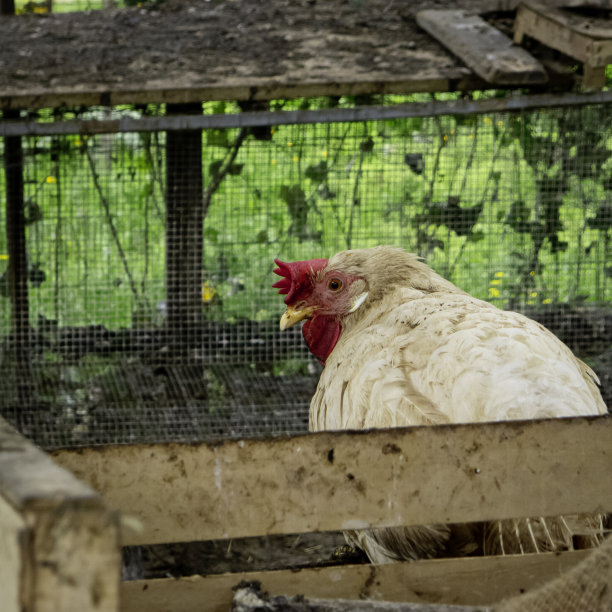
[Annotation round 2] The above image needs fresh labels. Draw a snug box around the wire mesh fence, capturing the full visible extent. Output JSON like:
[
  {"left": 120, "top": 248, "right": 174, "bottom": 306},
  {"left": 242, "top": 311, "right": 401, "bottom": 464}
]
[{"left": 1, "top": 99, "right": 611, "bottom": 448}]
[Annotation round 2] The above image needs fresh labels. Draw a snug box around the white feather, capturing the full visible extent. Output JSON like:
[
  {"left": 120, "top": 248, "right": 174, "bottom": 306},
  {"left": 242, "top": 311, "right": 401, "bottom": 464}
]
[{"left": 307, "top": 248, "right": 606, "bottom": 562}]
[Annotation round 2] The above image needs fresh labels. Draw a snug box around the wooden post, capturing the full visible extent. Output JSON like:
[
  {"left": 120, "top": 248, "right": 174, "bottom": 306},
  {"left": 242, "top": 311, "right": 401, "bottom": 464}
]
[
  {"left": 0, "top": 416, "right": 121, "bottom": 612},
  {"left": 0, "top": 0, "right": 15, "bottom": 14},
  {"left": 3, "top": 108, "right": 32, "bottom": 413},
  {"left": 165, "top": 103, "right": 204, "bottom": 361}
]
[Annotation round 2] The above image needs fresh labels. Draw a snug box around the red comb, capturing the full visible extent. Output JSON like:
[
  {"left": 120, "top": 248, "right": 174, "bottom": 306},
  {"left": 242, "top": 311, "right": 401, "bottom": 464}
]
[
  {"left": 273, "top": 257, "right": 328, "bottom": 305},
  {"left": 272, "top": 259, "right": 294, "bottom": 295}
]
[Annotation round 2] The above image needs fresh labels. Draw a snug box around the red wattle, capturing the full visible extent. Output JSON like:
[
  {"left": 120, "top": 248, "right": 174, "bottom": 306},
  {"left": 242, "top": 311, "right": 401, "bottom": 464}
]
[{"left": 302, "top": 315, "right": 341, "bottom": 365}]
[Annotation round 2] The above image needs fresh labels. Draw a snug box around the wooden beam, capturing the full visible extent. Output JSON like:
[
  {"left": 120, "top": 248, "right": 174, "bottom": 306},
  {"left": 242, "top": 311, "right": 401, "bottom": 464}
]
[
  {"left": 52, "top": 416, "right": 612, "bottom": 546},
  {"left": 0, "top": 75, "right": 484, "bottom": 112},
  {"left": 231, "top": 584, "right": 485, "bottom": 612},
  {"left": 0, "top": 416, "right": 121, "bottom": 612},
  {"left": 120, "top": 549, "right": 591, "bottom": 612},
  {"left": 0, "top": 498, "right": 27, "bottom": 612},
  {"left": 416, "top": 10, "right": 547, "bottom": 85},
  {"left": 3, "top": 109, "right": 31, "bottom": 413},
  {"left": 164, "top": 102, "right": 204, "bottom": 362},
  {"left": 514, "top": 1, "right": 612, "bottom": 88}
]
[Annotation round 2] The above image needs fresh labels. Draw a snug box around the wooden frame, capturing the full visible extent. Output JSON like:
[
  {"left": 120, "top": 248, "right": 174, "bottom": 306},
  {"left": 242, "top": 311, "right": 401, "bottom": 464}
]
[
  {"left": 1, "top": 414, "right": 609, "bottom": 610},
  {"left": 52, "top": 417, "right": 611, "bottom": 546},
  {"left": 514, "top": 1, "right": 612, "bottom": 88},
  {"left": 43, "top": 415, "right": 611, "bottom": 611},
  {"left": 416, "top": 9, "right": 547, "bottom": 85},
  {"left": 0, "top": 416, "right": 121, "bottom": 612}
]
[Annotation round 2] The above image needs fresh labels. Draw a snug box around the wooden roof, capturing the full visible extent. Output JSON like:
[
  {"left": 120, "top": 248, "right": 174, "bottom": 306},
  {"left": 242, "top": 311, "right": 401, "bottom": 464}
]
[{"left": 0, "top": 0, "right": 603, "bottom": 111}]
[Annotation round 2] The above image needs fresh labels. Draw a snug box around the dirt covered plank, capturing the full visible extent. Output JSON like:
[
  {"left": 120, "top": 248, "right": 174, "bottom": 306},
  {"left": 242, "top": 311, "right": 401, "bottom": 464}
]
[
  {"left": 0, "top": 0, "right": 537, "bottom": 110},
  {"left": 121, "top": 549, "right": 592, "bottom": 611},
  {"left": 53, "top": 416, "right": 612, "bottom": 546},
  {"left": 416, "top": 9, "right": 547, "bottom": 84}
]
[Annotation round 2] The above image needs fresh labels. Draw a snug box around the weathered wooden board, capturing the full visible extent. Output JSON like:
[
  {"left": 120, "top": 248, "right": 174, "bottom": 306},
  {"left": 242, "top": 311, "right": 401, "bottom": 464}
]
[
  {"left": 231, "top": 586, "right": 486, "bottom": 612},
  {"left": 514, "top": 0, "right": 612, "bottom": 88},
  {"left": 53, "top": 416, "right": 612, "bottom": 547},
  {"left": 0, "top": 416, "right": 121, "bottom": 612},
  {"left": 416, "top": 10, "right": 547, "bottom": 84},
  {"left": 0, "top": 498, "right": 27, "bottom": 612},
  {"left": 120, "top": 549, "right": 591, "bottom": 612},
  {"left": 0, "top": 0, "right": 584, "bottom": 111}
]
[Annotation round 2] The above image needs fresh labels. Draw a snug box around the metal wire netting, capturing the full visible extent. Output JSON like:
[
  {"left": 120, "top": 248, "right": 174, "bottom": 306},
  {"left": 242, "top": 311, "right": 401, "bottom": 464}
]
[{"left": 1, "top": 102, "right": 611, "bottom": 448}]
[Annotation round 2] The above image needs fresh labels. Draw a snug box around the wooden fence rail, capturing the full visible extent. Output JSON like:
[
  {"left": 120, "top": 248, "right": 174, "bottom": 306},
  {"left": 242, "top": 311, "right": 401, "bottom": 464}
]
[
  {"left": 53, "top": 416, "right": 612, "bottom": 546},
  {"left": 0, "top": 416, "right": 120, "bottom": 612},
  {"left": 1, "top": 414, "right": 610, "bottom": 611}
]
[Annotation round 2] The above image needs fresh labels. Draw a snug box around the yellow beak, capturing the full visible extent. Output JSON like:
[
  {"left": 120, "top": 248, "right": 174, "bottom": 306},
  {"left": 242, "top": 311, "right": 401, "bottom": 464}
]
[{"left": 279, "top": 305, "right": 315, "bottom": 330}]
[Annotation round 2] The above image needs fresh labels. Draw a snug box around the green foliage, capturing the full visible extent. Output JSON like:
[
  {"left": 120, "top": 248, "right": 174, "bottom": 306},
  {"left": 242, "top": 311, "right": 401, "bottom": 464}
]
[{"left": 1, "top": 99, "right": 611, "bottom": 336}]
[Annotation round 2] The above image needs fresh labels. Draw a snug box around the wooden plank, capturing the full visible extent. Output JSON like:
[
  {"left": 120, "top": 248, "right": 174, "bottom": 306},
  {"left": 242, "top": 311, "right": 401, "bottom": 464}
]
[
  {"left": 514, "top": 1, "right": 612, "bottom": 88},
  {"left": 0, "top": 0, "right": 541, "bottom": 112},
  {"left": 0, "top": 499, "right": 28, "bottom": 612},
  {"left": 0, "top": 72, "right": 491, "bottom": 112},
  {"left": 232, "top": 584, "right": 486, "bottom": 612},
  {"left": 53, "top": 416, "right": 612, "bottom": 547},
  {"left": 120, "top": 549, "right": 591, "bottom": 612},
  {"left": 416, "top": 10, "right": 547, "bottom": 85},
  {"left": 0, "top": 416, "right": 121, "bottom": 612}
]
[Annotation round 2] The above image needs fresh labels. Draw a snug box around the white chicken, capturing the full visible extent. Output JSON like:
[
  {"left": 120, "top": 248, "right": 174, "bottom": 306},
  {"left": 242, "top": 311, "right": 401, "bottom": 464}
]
[{"left": 274, "top": 246, "right": 607, "bottom": 563}]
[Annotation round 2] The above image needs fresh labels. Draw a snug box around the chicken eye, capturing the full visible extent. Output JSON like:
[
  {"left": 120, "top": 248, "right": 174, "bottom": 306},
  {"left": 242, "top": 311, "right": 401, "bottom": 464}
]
[{"left": 328, "top": 278, "right": 343, "bottom": 292}]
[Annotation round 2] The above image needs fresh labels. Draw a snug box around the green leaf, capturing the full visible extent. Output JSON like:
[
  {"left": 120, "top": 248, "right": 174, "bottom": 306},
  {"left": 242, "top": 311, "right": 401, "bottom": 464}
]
[
  {"left": 208, "top": 160, "right": 223, "bottom": 177},
  {"left": 587, "top": 203, "right": 612, "bottom": 232},
  {"left": 360, "top": 137, "right": 374, "bottom": 153},
  {"left": 206, "top": 130, "right": 229, "bottom": 148},
  {"left": 227, "top": 163, "right": 244, "bottom": 176},
  {"left": 305, "top": 161, "right": 328, "bottom": 183},
  {"left": 204, "top": 228, "right": 219, "bottom": 243},
  {"left": 467, "top": 230, "right": 485, "bottom": 243}
]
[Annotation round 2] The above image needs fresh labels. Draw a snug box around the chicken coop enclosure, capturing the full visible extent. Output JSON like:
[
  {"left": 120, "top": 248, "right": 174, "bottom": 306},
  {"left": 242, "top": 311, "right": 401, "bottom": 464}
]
[
  {"left": 2, "top": 1, "right": 612, "bottom": 610},
  {"left": 1, "top": 95, "right": 612, "bottom": 449}
]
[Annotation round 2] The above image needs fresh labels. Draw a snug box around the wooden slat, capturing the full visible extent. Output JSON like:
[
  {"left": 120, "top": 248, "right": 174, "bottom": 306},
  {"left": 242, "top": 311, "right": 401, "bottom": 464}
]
[
  {"left": 120, "top": 549, "right": 592, "bottom": 612},
  {"left": 0, "top": 416, "right": 121, "bottom": 612},
  {"left": 514, "top": 0, "right": 612, "bottom": 88},
  {"left": 53, "top": 416, "right": 612, "bottom": 547},
  {"left": 0, "top": 72, "right": 492, "bottom": 112},
  {"left": 0, "top": 499, "right": 27, "bottom": 612},
  {"left": 416, "top": 10, "right": 547, "bottom": 85}
]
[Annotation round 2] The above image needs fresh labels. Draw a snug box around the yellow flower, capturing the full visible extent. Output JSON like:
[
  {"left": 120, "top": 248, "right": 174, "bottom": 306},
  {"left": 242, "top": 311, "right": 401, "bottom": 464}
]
[
  {"left": 488, "top": 287, "right": 500, "bottom": 298},
  {"left": 490, "top": 279, "right": 502, "bottom": 286},
  {"left": 0, "top": 254, "right": 8, "bottom": 261},
  {"left": 483, "top": 117, "right": 491, "bottom": 124},
  {"left": 46, "top": 176, "right": 57, "bottom": 184},
  {"left": 202, "top": 282, "right": 217, "bottom": 304},
  {"left": 494, "top": 271, "right": 504, "bottom": 278},
  {"left": 271, "top": 159, "right": 277, "bottom": 166},
  {"left": 322, "top": 150, "right": 329, "bottom": 158},
  {"left": 287, "top": 142, "right": 293, "bottom": 147},
  {"left": 543, "top": 298, "right": 552, "bottom": 305},
  {"left": 292, "top": 155, "right": 299, "bottom": 162},
  {"left": 529, "top": 270, "right": 535, "bottom": 276},
  {"left": 530, "top": 292, "right": 538, "bottom": 298}
]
